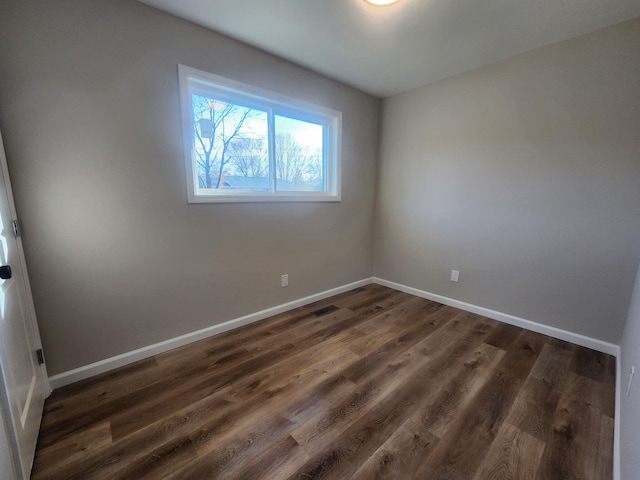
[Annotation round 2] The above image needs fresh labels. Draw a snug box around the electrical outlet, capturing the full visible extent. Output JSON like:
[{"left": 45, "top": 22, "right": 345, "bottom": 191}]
[
  {"left": 281, "top": 274, "right": 289, "bottom": 288},
  {"left": 450, "top": 270, "right": 460, "bottom": 283}
]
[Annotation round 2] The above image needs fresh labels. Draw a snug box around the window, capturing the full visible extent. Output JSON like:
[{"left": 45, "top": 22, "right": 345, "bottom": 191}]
[{"left": 178, "top": 65, "right": 342, "bottom": 203}]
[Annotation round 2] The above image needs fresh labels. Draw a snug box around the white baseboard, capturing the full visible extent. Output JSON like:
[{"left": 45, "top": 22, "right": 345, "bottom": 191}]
[
  {"left": 48, "top": 278, "right": 373, "bottom": 389},
  {"left": 373, "top": 277, "right": 619, "bottom": 356},
  {"left": 50, "top": 275, "right": 619, "bottom": 382}
]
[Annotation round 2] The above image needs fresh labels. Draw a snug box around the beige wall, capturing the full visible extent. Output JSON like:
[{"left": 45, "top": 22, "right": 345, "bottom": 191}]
[
  {"left": 0, "top": 0, "right": 379, "bottom": 375},
  {"left": 1, "top": 0, "right": 639, "bottom": 377},
  {"left": 375, "top": 17, "right": 640, "bottom": 343}
]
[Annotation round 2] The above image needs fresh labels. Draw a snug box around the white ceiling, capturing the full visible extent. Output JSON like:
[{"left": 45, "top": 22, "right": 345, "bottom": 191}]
[{"left": 139, "top": 0, "right": 640, "bottom": 98}]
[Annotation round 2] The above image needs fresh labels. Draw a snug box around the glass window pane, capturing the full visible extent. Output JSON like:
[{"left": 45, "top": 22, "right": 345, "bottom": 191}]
[
  {"left": 180, "top": 65, "right": 341, "bottom": 202},
  {"left": 192, "top": 94, "right": 269, "bottom": 191},
  {"left": 274, "top": 115, "right": 324, "bottom": 192}
]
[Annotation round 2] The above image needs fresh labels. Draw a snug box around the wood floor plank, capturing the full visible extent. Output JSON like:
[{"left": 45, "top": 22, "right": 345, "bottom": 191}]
[
  {"left": 413, "top": 370, "right": 524, "bottom": 480},
  {"left": 493, "top": 329, "right": 547, "bottom": 380},
  {"left": 472, "top": 422, "right": 545, "bottom": 480},
  {"left": 505, "top": 377, "right": 560, "bottom": 442},
  {"left": 33, "top": 390, "right": 238, "bottom": 480},
  {"left": 573, "top": 346, "right": 608, "bottom": 383},
  {"left": 596, "top": 414, "right": 615, "bottom": 480},
  {"left": 287, "top": 375, "right": 434, "bottom": 480},
  {"left": 538, "top": 398, "right": 603, "bottom": 479},
  {"left": 289, "top": 312, "right": 488, "bottom": 455},
  {"left": 537, "top": 343, "right": 612, "bottom": 480},
  {"left": 602, "top": 353, "right": 617, "bottom": 418},
  {"left": 484, "top": 322, "right": 524, "bottom": 350},
  {"left": 109, "top": 434, "right": 198, "bottom": 480},
  {"left": 224, "top": 434, "right": 310, "bottom": 480},
  {"left": 287, "top": 316, "right": 498, "bottom": 479},
  {"left": 348, "top": 418, "right": 439, "bottom": 480},
  {"left": 417, "top": 343, "right": 505, "bottom": 439},
  {"left": 156, "top": 351, "right": 362, "bottom": 478},
  {"left": 40, "top": 357, "right": 161, "bottom": 433},
  {"left": 162, "top": 382, "right": 334, "bottom": 480},
  {"left": 30, "top": 421, "right": 112, "bottom": 479},
  {"left": 563, "top": 372, "right": 608, "bottom": 412},
  {"left": 31, "top": 285, "right": 616, "bottom": 480},
  {"left": 331, "top": 284, "right": 398, "bottom": 310},
  {"left": 175, "top": 413, "right": 297, "bottom": 479},
  {"left": 109, "top": 296, "right": 393, "bottom": 441},
  {"left": 530, "top": 341, "right": 574, "bottom": 392},
  {"left": 44, "top": 357, "right": 159, "bottom": 407},
  {"left": 347, "top": 339, "right": 504, "bottom": 479},
  {"left": 243, "top": 307, "right": 355, "bottom": 353},
  {"left": 342, "top": 304, "right": 461, "bottom": 384},
  {"left": 228, "top": 345, "right": 361, "bottom": 404}
]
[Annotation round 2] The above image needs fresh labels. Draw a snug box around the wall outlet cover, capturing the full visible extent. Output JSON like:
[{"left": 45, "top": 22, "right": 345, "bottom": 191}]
[{"left": 450, "top": 270, "right": 460, "bottom": 283}]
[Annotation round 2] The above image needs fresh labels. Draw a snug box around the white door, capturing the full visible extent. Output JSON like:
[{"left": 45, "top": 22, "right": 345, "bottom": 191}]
[{"left": 0, "top": 129, "right": 49, "bottom": 480}]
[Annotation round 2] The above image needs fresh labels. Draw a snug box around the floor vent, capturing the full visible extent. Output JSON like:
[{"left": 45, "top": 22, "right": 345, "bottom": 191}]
[{"left": 313, "top": 305, "right": 340, "bottom": 317}]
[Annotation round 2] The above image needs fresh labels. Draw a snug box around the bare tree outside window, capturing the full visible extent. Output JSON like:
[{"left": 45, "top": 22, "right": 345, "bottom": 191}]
[
  {"left": 229, "top": 137, "right": 269, "bottom": 178},
  {"left": 275, "top": 116, "right": 324, "bottom": 191},
  {"left": 191, "top": 94, "right": 265, "bottom": 189},
  {"left": 275, "top": 133, "right": 306, "bottom": 185}
]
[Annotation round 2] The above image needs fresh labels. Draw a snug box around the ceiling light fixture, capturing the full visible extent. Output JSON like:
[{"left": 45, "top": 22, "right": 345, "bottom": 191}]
[{"left": 365, "top": 0, "right": 400, "bottom": 6}]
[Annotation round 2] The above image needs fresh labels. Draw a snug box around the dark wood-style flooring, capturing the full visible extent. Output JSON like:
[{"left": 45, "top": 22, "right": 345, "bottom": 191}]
[{"left": 32, "top": 284, "right": 616, "bottom": 479}]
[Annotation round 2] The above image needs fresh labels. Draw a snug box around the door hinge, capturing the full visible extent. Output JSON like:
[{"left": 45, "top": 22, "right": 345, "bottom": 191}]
[
  {"left": 11, "top": 219, "right": 20, "bottom": 238},
  {"left": 36, "top": 349, "right": 45, "bottom": 365}
]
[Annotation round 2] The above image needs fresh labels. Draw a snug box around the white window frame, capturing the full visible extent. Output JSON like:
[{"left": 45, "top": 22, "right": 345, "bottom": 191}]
[{"left": 178, "top": 65, "right": 342, "bottom": 203}]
